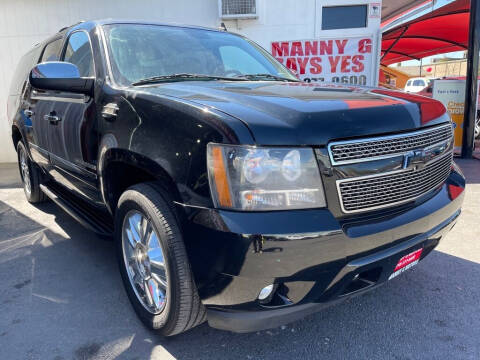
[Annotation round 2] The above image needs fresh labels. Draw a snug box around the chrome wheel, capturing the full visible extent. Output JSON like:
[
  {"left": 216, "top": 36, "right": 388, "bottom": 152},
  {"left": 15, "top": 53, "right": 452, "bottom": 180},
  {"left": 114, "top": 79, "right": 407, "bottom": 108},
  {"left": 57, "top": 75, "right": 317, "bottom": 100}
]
[
  {"left": 122, "top": 210, "right": 167, "bottom": 314},
  {"left": 19, "top": 148, "right": 31, "bottom": 195}
]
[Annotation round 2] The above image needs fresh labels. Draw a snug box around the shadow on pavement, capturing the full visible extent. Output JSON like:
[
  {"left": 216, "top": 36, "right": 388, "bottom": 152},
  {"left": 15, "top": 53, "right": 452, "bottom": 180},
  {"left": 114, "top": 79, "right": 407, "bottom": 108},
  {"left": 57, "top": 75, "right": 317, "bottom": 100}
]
[{"left": 0, "top": 196, "right": 479, "bottom": 360}]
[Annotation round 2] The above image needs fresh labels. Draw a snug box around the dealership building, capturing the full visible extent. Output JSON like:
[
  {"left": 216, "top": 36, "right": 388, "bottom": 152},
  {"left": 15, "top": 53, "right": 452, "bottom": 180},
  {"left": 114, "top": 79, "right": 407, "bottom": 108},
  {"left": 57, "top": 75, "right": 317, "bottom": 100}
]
[
  {"left": 1, "top": 0, "right": 478, "bottom": 162},
  {"left": 0, "top": 0, "right": 386, "bottom": 163}
]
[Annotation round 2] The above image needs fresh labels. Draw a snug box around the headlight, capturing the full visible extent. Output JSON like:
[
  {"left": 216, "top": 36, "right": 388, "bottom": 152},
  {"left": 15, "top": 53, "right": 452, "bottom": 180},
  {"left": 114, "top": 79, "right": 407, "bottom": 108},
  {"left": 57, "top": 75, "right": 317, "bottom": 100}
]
[{"left": 207, "top": 144, "right": 326, "bottom": 211}]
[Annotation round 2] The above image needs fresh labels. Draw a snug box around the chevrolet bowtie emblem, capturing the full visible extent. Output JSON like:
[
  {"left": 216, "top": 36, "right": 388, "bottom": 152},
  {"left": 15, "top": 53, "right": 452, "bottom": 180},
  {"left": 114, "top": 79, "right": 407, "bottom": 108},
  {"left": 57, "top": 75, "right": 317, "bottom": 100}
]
[
  {"left": 403, "top": 141, "right": 450, "bottom": 171},
  {"left": 403, "top": 150, "right": 425, "bottom": 171}
]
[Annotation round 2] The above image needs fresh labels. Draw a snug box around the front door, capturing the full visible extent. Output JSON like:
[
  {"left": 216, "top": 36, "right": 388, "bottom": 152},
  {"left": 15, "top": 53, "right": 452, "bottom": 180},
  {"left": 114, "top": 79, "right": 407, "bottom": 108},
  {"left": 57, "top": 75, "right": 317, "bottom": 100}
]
[
  {"left": 45, "top": 31, "right": 103, "bottom": 206},
  {"left": 25, "top": 38, "right": 63, "bottom": 170}
]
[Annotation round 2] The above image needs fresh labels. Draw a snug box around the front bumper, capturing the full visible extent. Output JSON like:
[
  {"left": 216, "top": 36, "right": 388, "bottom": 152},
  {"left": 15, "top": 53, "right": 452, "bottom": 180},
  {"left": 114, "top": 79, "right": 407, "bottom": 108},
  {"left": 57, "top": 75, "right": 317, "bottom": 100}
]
[
  {"left": 182, "top": 170, "right": 465, "bottom": 332},
  {"left": 206, "top": 209, "right": 458, "bottom": 332}
]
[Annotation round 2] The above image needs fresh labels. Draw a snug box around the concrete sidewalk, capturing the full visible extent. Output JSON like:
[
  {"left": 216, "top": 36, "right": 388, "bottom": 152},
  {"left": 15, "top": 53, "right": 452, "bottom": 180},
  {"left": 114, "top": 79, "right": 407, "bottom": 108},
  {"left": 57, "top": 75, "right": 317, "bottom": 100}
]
[
  {"left": 0, "top": 163, "right": 21, "bottom": 189},
  {"left": 0, "top": 160, "right": 479, "bottom": 360}
]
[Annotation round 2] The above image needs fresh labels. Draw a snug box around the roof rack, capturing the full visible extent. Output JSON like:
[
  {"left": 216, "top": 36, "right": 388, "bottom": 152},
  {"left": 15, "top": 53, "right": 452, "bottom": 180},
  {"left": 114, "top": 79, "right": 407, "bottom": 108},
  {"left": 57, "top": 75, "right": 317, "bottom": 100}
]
[{"left": 58, "top": 20, "right": 85, "bottom": 33}]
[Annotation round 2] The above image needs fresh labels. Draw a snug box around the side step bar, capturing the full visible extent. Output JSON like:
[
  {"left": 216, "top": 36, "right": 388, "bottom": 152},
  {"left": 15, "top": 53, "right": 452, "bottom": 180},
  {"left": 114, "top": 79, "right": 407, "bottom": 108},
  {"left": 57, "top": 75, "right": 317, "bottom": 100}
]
[{"left": 40, "top": 183, "right": 113, "bottom": 237}]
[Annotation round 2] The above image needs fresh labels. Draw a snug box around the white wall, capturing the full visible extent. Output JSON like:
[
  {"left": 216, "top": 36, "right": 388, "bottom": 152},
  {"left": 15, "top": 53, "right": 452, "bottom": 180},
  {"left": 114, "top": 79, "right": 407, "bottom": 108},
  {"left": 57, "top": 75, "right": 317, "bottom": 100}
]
[
  {"left": 223, "top": 0, "right": 380, "bottom": 50},
  {"left": 0, "top": 0, "right": 380, "bottom": 162},
  {"left": 224, "top": 0, "right": 381, "bottom": 85},
  {"left": 0, "top": 0, "right": 219, "bottom": 162}
]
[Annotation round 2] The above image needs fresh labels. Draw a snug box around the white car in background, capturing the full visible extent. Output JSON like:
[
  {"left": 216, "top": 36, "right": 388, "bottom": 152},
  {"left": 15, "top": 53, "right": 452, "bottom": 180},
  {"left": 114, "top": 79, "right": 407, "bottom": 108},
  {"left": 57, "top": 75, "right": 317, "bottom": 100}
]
[{"left": 404, "top": 77, "right": 431, "bottom": 93}]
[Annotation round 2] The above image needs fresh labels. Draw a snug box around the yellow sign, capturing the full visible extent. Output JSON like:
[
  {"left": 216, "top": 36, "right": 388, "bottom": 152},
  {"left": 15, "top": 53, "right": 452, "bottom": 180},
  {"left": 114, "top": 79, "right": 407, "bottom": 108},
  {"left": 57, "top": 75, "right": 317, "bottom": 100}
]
[
  {"left": 432, "top": 80, "right": 465, "bottom": 153},
  {"left": 447, "top": 100, "right": 465, "bottom": 149}
]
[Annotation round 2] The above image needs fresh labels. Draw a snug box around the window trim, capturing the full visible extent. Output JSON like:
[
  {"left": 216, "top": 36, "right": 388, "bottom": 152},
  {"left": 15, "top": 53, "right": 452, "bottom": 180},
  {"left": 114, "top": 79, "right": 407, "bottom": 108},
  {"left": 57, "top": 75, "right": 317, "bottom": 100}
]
[
  {"left": 60, "top": 29, "right": 97, "bottom": 78},
  {"left": 39, "top": 37, "right": 63, "bottom": 63},
  {"left": 321, "top": 5, "right": 368, "bottom": 31},
  {"left": 97, "top": 25, "right": 118, "bottom": 88}
]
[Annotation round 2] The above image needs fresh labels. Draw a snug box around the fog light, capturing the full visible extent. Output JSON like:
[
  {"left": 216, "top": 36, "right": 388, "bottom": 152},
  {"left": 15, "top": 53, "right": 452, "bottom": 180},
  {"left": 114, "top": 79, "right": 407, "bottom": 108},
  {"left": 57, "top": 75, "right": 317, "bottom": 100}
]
[{"left": 258, "top": 284, "right": 275, "bottom": 301}]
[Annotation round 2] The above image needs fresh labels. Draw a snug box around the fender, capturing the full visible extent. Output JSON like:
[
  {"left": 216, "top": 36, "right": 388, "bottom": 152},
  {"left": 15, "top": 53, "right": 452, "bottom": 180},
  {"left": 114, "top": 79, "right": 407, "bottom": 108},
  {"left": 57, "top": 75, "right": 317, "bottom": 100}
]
[
  {"left": 98, "top": 146, "right": 182, "bottom": 215},
  {"left": 12, "top": 119, "right": 35, "bottom": 163}
]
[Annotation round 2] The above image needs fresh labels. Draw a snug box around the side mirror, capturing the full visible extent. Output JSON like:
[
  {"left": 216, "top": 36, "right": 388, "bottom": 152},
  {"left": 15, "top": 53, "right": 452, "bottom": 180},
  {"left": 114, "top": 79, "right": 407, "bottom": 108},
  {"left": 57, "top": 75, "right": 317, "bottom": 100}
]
[{"left": 29, "top": 62, "right": 94, "bottom": 95}]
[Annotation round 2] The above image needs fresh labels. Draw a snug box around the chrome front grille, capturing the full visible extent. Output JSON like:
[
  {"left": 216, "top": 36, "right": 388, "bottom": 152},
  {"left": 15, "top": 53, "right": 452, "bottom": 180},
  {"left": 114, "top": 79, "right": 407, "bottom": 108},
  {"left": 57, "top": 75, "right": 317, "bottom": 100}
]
[
  {"left": 329, "top": 123, "right": 453, "bottom": 165},
  {"left": 328, "top": 123, "right": 455, "bottom": 214},
  {"left": 337, "top": 152, "right": 453, "bottom": 213}
]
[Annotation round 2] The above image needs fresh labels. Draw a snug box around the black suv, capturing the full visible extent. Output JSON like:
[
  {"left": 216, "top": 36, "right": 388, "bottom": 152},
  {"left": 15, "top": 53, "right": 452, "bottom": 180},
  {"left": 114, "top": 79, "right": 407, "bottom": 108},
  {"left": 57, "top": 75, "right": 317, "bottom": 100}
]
[{"left": 8, "top": 20, "right": 465, "bottom": 336}]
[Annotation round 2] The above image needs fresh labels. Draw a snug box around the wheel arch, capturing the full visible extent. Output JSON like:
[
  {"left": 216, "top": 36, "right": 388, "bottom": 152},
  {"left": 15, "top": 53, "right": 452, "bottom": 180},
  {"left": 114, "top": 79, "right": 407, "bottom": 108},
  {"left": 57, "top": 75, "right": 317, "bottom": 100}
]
[
  {"left": 99, "top": 148, "right": 183, "bottom": 216},
  {"left": 11, "top": 124, "right": 23, "bottom": 151}
]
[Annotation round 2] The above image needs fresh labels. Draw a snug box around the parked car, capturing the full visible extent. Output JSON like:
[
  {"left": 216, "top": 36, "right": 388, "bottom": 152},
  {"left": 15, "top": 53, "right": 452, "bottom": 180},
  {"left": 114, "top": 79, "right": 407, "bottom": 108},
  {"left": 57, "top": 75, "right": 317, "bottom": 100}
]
[
  {"left": 404, "top": 77, "right": 431, "bottom": 93},
  {"left": 417, "top": 77, "right": 480, "bottom": 138},
  {"left": 8, "top": 20, "right": 465, "bottom": 336}
]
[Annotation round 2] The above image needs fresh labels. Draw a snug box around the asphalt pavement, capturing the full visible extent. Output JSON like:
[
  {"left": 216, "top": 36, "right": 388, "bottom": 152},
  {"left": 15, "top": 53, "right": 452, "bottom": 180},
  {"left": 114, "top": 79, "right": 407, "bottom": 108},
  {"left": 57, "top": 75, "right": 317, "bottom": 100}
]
[{"left": 0, "top": 160, "right": 479, "bottom": 360}]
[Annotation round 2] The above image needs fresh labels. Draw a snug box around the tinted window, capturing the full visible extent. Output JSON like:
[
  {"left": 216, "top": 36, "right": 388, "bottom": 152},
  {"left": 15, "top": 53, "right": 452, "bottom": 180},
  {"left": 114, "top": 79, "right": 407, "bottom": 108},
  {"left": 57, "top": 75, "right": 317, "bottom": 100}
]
[
  {"left": 219, "top": 46, "right": 268, "bottom": 74},
  {"left": 406, "top": 80, "right": 412, "bottom": 86},
  {"left": 9, "top": 46, "right": 42, "bottom": 95},
  {"left": 104, "top": 24, "right": 296, "bottom": 85},
  {"left": 41, "top": 39, "right": 63, "bottom": 62},
  {"left": 322, "top": 5, "right": 367, "bottom": 30},
  {"left": 413, "top": 80, "right": 425, "bottom": 86},
  {"left": 63, "top": 32, "right": 94, "bottom": 77}
]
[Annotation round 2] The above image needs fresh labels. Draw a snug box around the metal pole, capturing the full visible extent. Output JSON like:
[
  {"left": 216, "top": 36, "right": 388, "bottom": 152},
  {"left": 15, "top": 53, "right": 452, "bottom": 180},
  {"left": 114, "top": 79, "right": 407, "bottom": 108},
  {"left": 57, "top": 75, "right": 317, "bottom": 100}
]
[{"left": 461, "top": 0, "right": 480, "bottom": 158}]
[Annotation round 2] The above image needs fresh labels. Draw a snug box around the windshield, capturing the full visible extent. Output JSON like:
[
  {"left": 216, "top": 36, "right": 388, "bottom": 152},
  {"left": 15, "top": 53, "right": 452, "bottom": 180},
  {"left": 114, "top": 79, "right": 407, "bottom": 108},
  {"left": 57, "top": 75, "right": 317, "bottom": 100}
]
[
  {"left": 412, "top": 80, "right": 425, "bottom": 87},
  {"left": 103, "top": 24, "right": 297, "bottom": 86}
]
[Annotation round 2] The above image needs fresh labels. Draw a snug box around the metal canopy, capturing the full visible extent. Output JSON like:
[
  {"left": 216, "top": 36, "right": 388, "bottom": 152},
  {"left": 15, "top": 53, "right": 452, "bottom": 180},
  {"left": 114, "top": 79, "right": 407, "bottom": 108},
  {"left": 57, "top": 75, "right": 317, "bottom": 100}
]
[
  {"left": 381, "top": 0, "right": 478, "bottom": 158},
  {"left": 381, "top": 0, "right": 470, "bottom": 65}
]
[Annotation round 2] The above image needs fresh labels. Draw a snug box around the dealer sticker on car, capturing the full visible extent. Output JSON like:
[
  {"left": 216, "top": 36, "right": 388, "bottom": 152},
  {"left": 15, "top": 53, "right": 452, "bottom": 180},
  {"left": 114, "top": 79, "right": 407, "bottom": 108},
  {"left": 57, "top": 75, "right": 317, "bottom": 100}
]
[{"left": 388, "top": 249, "right": 423, "bottom": 280}]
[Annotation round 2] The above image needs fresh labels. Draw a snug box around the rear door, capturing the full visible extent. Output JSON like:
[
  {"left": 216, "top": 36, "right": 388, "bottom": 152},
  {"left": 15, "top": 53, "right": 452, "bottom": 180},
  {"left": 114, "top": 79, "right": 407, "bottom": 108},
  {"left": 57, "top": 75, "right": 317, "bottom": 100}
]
[
  {"left": 45, "top": 30, "right": 102, "bottom": 205},
  {"left": 26, "top": 38, "right": 63, "bottom": 169}
]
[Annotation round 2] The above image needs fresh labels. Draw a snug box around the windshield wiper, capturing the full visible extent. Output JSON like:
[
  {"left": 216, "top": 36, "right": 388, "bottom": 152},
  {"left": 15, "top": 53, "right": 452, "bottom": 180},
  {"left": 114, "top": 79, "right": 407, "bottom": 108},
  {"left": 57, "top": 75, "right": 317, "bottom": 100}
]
[
  {"left": 235, "top": 73, "right": 301, "bottom": 82},
  {"left": 132, "top": 73, "right": 248, "bottom": 86}
]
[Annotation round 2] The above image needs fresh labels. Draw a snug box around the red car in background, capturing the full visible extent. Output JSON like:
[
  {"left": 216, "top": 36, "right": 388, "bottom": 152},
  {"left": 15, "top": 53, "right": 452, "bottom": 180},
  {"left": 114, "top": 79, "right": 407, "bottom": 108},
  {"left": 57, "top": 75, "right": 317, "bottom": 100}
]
[{"left": 417, "top": 77, "right": 480, "bottom": 138}]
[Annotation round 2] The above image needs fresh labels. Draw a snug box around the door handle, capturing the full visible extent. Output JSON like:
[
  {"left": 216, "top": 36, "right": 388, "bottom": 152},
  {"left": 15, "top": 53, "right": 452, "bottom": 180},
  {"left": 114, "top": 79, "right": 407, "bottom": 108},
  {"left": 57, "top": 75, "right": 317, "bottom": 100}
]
[
  {"left": 24, "top": 109, "right": 34, "bottom": 117},
  {"left": 44, "top": 114, "right": 61, "bottom": 124}
]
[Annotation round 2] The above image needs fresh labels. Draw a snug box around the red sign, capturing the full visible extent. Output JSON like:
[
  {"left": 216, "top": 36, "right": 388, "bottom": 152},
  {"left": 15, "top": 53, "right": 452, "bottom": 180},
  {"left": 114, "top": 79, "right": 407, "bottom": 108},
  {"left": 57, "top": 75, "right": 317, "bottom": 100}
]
[
  {"left": 394, "top": 249, "right": 423, "bottom": 271},
  {"left": 389, "top": 248, "right": 423, "bottom": 280},
  {"left": 271, "top": 36, "right": 374, "bottom": 86}
]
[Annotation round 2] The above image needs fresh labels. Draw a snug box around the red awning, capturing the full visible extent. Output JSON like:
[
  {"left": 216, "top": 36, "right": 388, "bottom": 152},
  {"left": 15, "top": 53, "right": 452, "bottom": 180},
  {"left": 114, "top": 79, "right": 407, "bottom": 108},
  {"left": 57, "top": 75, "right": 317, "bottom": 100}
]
[{"left": 381, "top": 0, "right": 470, "bottom": 66}]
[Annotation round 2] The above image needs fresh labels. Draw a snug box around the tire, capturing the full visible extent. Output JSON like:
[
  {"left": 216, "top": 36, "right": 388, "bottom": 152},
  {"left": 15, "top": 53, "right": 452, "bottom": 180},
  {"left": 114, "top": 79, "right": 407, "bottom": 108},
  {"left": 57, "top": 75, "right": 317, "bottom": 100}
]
[
  {"left": 115, "top": 182, "right": 206, "bottom": 336},
  {"left": 475, "top": 114, "right": 480, "bottom": 139},
  {"left": 16, "top": 141, "right": 47, "bottom": 203}
]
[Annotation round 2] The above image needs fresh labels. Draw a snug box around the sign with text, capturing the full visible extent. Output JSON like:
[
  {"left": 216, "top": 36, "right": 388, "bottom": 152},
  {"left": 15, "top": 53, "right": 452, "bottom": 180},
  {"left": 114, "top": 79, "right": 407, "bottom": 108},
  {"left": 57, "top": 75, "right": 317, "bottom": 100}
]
[
  {"left": 271, "top": 36, "right": 374, "bottom": 86},
  {"left": 433, "top": 79, "right": 480, "bottom": 153}
]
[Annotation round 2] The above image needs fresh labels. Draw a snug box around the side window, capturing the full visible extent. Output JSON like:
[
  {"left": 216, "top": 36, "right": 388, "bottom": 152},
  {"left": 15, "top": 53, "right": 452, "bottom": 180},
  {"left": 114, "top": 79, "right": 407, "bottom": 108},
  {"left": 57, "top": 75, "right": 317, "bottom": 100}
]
[
  {"left": 413, "top": 80, "right": 424, "bottom": 86},
  {"left": 63, "top": 32, "right": 94, "bottom": 77},
  {"left": 9, "top": 46, "right": 42, "bottom": 96},
  {"left": 406, "top": 80, "right": 412, "bottom": 86},
  {"left": 219, "top": 46, "right": 268, "bottom": 75},
  {"left": 40, "top": 39, "right": 63, "bottom": 62}
]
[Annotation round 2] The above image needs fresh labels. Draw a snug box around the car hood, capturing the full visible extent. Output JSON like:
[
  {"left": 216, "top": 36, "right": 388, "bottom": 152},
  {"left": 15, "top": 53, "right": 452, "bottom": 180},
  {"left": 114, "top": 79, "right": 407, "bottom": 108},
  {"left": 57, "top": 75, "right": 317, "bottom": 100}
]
[{"left": 135, "top": 81, "right": 449, "bottom": 145}]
